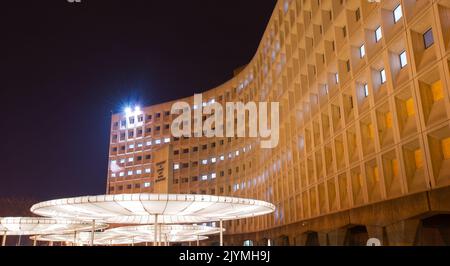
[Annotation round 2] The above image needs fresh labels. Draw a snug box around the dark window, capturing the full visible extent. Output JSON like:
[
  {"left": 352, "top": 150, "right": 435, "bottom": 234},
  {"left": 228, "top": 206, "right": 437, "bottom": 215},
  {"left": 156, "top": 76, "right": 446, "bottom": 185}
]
[
  {"left": 355, "top": 8, "right": 360, "bottom": 21},
  {"left": 423, "top": 28, "right": 434, "bottom": 49},
  {"left": 137, "top": 156, "right": 142, "bottom": 161},
  {"left": 145, "top": 155, "right": 151, "bottom": 160},
  {"left": 346, "top": 60, "right": 351, "bottom": 72},
  {"left": 127, "top": 184, "right": 132, "bottom": 189}
]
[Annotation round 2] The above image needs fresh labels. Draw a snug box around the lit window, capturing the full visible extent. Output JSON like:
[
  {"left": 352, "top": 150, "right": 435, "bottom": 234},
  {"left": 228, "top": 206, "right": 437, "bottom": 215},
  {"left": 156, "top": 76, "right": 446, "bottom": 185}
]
[
  {"left": 137, "top": 143, "right": 143, "bottom": 148},
  {"left": 128, "top": 144, "right": 135, "bottom": 149},
  {"left": 220, "top": 155, "right": 225, "bottom": 161},
  {"left": 119, "top": 172, "right": 125, "bottom": 177},
  {"left": 120, "top": 159, "right": 126, "bottom": 164},
  {"left": 128, "top": 157, "right": 134, "bottom": 162},
  {"left": 359, "top": 44, "right": 366, "bottom": 58},
  {"left": 111, "top": 160, "right": 117, "bottom": 164},
  {"left": 380, "top": 69, "right": 387, "bottom": 84},
  {"left": 211, "top": 173, "right": 217, "bottom": 179},
  {"left": 155, "top": 139, "right": 161, "bottom": 144},
  {"left": 364, "top": 84, "right": 369, "bottom": 97},
  {"left": 211, "top": 157, "right": 217, "bottom": 163},
  {"left": 111, "top": 173, "right": 116, "bottom": 178},
  {"left": 136, "top": 169, "right": 142, "bottom": 175},
  {"left": 202, "top": 102, "right": 207, "bottom": 107},
  {"left": 146, "top": 141, "right": 152, "bottom": 146},
  {"left": 228, "top": 153, "right": 233, "bottom": 159},
  {"left": 164, "top": 137, "right": 171, "bottom": 143},
  {"left": 202, "top": 175, "right": 208, "bottom": 181},
  {"left": 375, "top": 26, "right": 382, "bottom": 42},
  {"left": 393, "top": 5, "right": 402, "bottom": 23},
  {"left": 324, "top": 84, "right": 329, "bottom": 95},
  {"left": 174, "top": 164, "right": 180, "bottom": 170},
  {"left": 145, "top": 168, "right": 151, "bottom": 174},
  {"left": 193, "top": 105, "right": 198, "bottom": 110},
  {"left": 128, "top": 171, "right": 133, "bottom": 176},
  {"left": 335, "top": 73, "right": 339, "bottom": 84},
  {"left": 399, "top": 51, "right": 407, "bottom": 68},
  {"left": 423, "top": 28, "right": 434, "bottom": 49},
  {"left": 144, "top": 182, "right": 151, "bottom": 188},
  {"left": 202, "top": 159, "right": 208, "bottom": 165}
]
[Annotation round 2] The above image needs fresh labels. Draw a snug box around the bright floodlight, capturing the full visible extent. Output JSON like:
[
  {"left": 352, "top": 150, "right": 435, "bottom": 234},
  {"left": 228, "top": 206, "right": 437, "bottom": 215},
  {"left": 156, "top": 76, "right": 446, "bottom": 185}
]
[
  {"left": 134, "top": 106, "right": 141, "bottom": 112},
  {"left": 30, "top": 193, "right": 276, "bottom": 224},
  {"left": 124, "top": 107, "right": 132, "bottom": 115}
]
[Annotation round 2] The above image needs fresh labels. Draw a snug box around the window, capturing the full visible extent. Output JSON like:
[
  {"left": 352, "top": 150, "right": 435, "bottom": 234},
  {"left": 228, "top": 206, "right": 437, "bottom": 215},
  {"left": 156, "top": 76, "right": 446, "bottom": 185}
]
[
  {"left": 335, "top": 73, "right": 339, "bottom": 84},
  {"left": 355, "top": 8, "right": 360, "bottom": 21},
  {"left": 128, "top": 171, "right": 133, "bottom": 176},
  {"left": 380, "top": 69, "right": 387, "bottom": 84},
  {"left": 220, "top": 155, "right": 225, "bottom": 161},
  {"left": 111, "top": 173, "right": 116, "bottom": 178},
  {"left": 211, "top": 173, "right": 217, "bottom": 179},
  {"left": 346, "top": 60, "right": 351, "bottom": 72},
  {"left": 211, "top": 157, "right": 217, "bottom": 163},
  {"left": 174, "top": 164, "right": 180, "bottom": 170},
  {"left": 164, "top": 137, "right": 171, "bottom": 143},
  {"left": 138, "top": 116, "right": 143, "bottom": 122},
  {"left": 375, "top": 26, "right": 382, "bottom": 42},
  {"left": 423, "top": 28, "right": 434, "bottom": 49},
  {"left": 119, "top": 172, "right": 125, "bottom": 177},
  {"left": 137, "top": 143, "right": 143, "bottom": 148},
  {"left": 128, "top": 157, "right": 133, "bottom": 162},
  {"left": 235, "top": 150, "right": 240, "bottom": 156},
  {"left": 364, "top": 84, "right": 369, "bottom": 97},
  {"left": 324, "top": 84, "right": 329, "bottom": 95},
  {"left": 393, "top": 5, "right": 402, "bottom": 23},
  {"left": 201, "top": 175, "right": 208, "bottom": 181},
  {"left": 146, "top": 141, "right": 152, "bottom": 146},
  {"left": 359, "top": 44, "right": 366, "bottom": 58},
  {"left": 399, "top": 51, "right": 407, "bottom": 68},
  {"left": 129, "top": 117, "right": 135, "bottom": 124},
  {"left": 128, "top": 144, "right": 135, "bottom": 149},
  {"left": 155, "top": 139, "right": 161, "bottom": 144},
  {"left": 202, "top": 159, "right": 208, "bottom": 165},
  {"left": 136, "top": 169, "right": 142, "bottom": 175},
  {"left": 145, "top": 168, "right": 151, "bottom": 174},
  {"left": 144, "top": 182, "right": 151, "bottom": 188}
]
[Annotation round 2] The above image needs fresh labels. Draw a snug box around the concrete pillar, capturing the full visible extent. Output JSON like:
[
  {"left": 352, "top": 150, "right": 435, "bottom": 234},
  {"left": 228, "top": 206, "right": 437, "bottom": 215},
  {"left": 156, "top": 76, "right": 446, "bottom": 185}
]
[
  {"left": 385, "top": 219, "right": 421, "bottom": 246},
  {"left": 317, "top": 232, "right": 328, "bottom": 246},
  {"left": 366, "top": 225, "right": 386, "bottom": 246},
  {"left": 327, "top": 228, "right": 347, "bottom": 246}
]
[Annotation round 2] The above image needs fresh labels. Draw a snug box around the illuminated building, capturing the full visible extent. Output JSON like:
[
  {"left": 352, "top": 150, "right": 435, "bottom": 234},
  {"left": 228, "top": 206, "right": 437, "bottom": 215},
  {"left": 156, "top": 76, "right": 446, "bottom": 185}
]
[{"left": 107, "top": 0, "right": 450, "bottom": 245}]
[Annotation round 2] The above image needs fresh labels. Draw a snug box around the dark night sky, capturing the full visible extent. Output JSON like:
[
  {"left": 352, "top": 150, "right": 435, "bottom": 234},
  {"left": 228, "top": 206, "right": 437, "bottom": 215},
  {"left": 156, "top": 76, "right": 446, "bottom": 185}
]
[{"left": 0, "top": 0, "right": 277, "bottom": 200}]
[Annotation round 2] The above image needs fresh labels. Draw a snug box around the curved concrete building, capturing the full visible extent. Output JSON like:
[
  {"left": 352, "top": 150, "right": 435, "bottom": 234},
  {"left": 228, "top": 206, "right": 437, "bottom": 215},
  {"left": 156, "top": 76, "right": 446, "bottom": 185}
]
[{"left": 106, "top": 0, "right": 450, "bottom": 246}]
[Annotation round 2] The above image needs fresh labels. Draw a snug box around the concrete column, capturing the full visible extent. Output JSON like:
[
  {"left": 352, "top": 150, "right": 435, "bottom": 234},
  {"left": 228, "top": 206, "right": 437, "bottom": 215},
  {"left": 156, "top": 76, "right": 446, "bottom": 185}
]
[
  {"left": 327, "top": 228, "right": 347, "bottom": 246},
  {"left": 385, "top": 219, "right": 421, "bottom": 246},
  {"left": 366, "top": 225, "right": 386, "bottom": 246}
]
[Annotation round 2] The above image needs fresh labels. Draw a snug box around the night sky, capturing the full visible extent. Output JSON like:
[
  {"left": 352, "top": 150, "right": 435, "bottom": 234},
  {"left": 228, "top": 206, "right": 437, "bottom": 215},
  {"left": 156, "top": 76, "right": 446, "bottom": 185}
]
[{"left": 0, "top": 0, "right": 277, "bottom": 200}]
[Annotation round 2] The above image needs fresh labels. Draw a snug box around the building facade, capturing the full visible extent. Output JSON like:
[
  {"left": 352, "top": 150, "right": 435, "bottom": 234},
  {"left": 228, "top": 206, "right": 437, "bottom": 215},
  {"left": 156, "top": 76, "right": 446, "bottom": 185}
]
[{"left": 107, "top": 0, "right": 450, "bottom": 246}]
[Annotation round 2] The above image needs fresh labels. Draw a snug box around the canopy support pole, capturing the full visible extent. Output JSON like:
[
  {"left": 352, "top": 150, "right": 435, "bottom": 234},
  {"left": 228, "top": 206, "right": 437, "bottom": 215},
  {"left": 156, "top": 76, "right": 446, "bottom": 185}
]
[
  {"left": 2, "top": 231, "right": 6, "bottom": 246},
  {"left": 90, "top": 219, "right": 95, "bottom": 246},
  {"left": 153, "top": 214, "right": 158, "bottom": 247},
  {"left": 220, "top": 219, "right": 223, "bottom": 246},
  {"left": 197, "top": 235, "right": 200, "bottom": 246},
  {"left": 73, "top": 231, "right": 77, "bottom": 247},
  {"left": 17, "top": 235, "right": 22, "bottom": 246},
  {"left": 33, "top": 237, "right": 37, "bottom": 247}
]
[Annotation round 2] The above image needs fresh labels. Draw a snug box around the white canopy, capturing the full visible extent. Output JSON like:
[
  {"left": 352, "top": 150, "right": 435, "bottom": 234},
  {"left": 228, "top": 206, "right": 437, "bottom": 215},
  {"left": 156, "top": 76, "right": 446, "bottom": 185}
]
[
  {"left": 31, "top": 232, "right": 208, "bottom": 245},
  {"left": 107, "top": 224, "right": 224, "bottom": 237},
  {"left": 30, "top": 194, "right": 275, "bottom": 224},
  {"left": 0, "top": 217, "right": 107, "bottom": 236}
]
